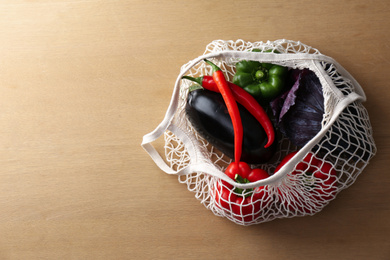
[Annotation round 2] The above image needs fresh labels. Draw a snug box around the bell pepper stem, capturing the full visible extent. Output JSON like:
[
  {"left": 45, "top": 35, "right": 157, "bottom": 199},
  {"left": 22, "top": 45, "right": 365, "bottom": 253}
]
[
  {"left": 255, "top": 69, "right": 266, "bottom": 80},
  {"left": 235, "top": 174, "right": 250, "bottom": 184},
  {"left": 234, "top": 174, "right": 253, "bottom": 197}
]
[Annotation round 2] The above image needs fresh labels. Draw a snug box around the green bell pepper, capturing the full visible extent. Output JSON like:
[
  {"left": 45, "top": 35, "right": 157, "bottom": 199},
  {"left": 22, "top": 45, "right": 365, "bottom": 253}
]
[{"left": 232, "top": 50, "right": 288, "bottom": 101}]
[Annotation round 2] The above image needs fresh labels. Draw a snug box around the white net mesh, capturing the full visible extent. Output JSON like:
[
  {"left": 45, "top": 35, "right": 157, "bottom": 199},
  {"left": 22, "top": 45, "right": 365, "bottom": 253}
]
[{"left": 152, "top": 39, "right": 376, "bottom": 225}]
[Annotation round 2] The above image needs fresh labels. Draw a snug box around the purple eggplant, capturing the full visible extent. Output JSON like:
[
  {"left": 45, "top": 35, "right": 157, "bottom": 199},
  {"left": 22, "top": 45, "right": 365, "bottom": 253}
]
[{"left": 185, "top": 88, "right": 276, "bottom": 164}]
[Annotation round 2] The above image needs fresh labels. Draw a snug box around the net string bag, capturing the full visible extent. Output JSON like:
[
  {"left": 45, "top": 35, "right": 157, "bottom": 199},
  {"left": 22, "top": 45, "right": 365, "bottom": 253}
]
[{"left": 141, "top": 39, "right": 376, "bottom": 226}]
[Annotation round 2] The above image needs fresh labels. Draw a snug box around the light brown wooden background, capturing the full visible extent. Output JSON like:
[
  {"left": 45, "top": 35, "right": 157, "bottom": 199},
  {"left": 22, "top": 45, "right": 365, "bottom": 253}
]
[{"left": 0, "top": 0, "right": 388, "bottom": 259}]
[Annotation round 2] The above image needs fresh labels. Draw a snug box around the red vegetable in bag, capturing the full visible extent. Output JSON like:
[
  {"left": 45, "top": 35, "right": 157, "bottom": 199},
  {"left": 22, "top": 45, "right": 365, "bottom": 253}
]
[
  {"left": 275, "top": 152, "right": 338, "bottom": 213},
  {"left": 214, "top": 162, "right": 271, "bottom": 222}
]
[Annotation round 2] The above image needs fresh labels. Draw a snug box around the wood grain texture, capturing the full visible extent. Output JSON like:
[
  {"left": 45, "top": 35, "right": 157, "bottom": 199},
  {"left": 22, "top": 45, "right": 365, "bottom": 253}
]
[{"left": 0, "top": 0, "right": 389, "bottom": 259}]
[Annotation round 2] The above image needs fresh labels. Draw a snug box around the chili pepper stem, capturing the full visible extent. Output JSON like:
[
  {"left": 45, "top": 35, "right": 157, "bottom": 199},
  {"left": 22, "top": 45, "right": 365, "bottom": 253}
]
[
  {"left": 188, "top": 84, "right": 204, "bottom": 92},
  {"left": 204, "top": 59, "right": 221, "bottom": 71},
  {"left": 182, "top": 75, "right": 203, "bottom": 85}
]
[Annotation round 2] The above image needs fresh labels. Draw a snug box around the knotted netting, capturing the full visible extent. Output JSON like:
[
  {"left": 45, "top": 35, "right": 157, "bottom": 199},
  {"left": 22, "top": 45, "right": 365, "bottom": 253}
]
[{"left": 142, "top": 39, "right": 376, "bottom": 225}]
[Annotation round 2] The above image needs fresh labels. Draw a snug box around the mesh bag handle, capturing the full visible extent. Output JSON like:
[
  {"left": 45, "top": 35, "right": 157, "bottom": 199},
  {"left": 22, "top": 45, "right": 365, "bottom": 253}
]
[{"left": 142, "top": 49, "right": 366, "bottom": 189}]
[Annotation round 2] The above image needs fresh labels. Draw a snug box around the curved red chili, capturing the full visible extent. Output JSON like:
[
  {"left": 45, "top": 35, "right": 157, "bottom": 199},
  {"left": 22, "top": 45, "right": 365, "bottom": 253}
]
[
  {"left": 182, "top": 75, "right": 275, "bottom": 148},
  {"left": 204, "top": 59, "right": 243, "bottom": 163}
]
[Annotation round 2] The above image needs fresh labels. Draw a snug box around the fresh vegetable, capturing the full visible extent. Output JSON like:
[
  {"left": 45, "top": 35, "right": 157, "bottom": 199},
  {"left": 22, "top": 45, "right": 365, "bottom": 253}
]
[
  {"left": 182, "top": 75, "right": 275, "bottom": 148},
  {"left": 232, "top": 50, "right": 288, "bottom": 101},
  {"left": 270, "top": 69, "right": 324, "bottom": 147},
  {"left": 204, "top": 59, "right": 243, "bottom": 162},
  {"left": 275, "top": 151, "right": 337, "bottom": 213},
  {"left": 186, "top": 88, "right": 276, "bottom": 164},
  {"left": 214, "top": 161, "right": 271, "bottom": 222}
]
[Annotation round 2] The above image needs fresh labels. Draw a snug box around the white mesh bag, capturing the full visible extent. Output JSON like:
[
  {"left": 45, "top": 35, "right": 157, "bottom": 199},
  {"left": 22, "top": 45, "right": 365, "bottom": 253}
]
[{"left": 141, "top": 39, "right": 376, "bottom": 225}]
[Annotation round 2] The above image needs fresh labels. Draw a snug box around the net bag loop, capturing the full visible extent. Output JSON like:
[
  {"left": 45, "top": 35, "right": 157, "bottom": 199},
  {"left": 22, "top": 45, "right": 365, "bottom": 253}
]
[{"left": 141, "top": 39, "right": 376, "bottom": 225}]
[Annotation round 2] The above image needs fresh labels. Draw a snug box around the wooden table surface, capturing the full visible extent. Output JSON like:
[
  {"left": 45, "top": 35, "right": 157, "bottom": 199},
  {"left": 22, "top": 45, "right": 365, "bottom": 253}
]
[{"left": 0, "top": 1, "right": 389, "bottom": 259}]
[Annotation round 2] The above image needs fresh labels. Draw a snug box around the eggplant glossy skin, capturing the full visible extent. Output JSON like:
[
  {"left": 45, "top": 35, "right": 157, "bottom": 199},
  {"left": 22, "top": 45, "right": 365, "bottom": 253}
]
[{"left": 186, "top": 88, "right": 276, "bottom": 164}]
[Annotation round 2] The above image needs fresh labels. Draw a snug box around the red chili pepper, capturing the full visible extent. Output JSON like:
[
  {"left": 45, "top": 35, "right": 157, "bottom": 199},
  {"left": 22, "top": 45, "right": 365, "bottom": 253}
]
[
  {"left": 275, "top": 152, "right": 338, "bottom": 213},
  {"left": 198, "top": 60, "right": 274, "bottom": 221},
  {"left": 204, "top": 59, "right": 243, "bottom": 163},
  {"left": 214, "top": 161, "right": 271, "bottom": 222},
  {"left": 182, "top": 75, "right": 275, "bottom": 148}
]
